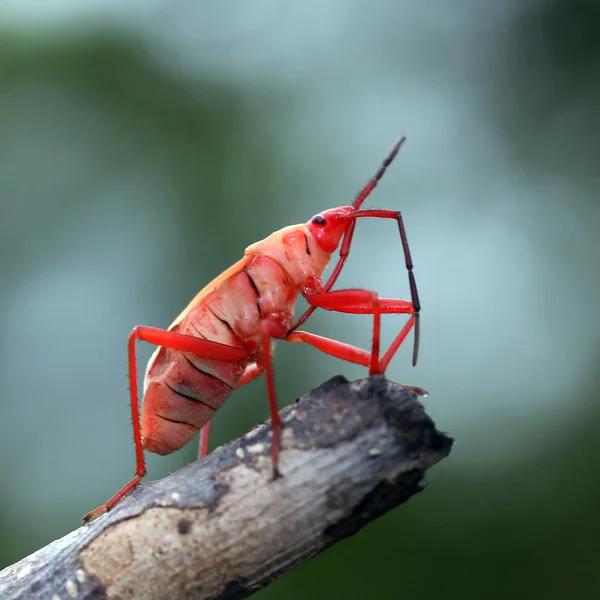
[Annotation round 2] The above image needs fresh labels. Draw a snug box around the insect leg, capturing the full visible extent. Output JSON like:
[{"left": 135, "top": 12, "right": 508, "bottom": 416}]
[
  {"left": 285, "top": 330, "right": 370, "bottom": 367},
  {"left": 286, "top": 330, "right": 425, "bottom": 397},
  {"left": 305, "top": 289, "right": 415, "bottom": 376},
  {"left": 257, "top": 319, "right": 289, "bottom": 479},
  {"left": 198, "top": 362, "right": 264, "bottom": 459},
  {"left": 350, "top": 208, "right": 420, "bottom": 366},
  {"left": 379, "top": 315, "right": 415, "bottom": 373},
  {"left": 83, "top": 326, "right": 249, "bottom": 522}
]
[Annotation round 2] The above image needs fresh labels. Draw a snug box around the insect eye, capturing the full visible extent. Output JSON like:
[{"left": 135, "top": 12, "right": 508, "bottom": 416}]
[{"left": 312, "top": 215, "right": 326, "bottom": 226}]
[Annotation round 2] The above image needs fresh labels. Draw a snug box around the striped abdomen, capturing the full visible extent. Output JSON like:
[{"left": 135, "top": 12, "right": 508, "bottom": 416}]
[{"left": 140, "top": 255, "right": 300, "bottom": 455}]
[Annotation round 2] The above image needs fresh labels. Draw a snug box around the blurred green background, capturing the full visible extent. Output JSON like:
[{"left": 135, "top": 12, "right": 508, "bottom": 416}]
[{"left": 1, "top": 1, "right": 599, "bottom": 598}]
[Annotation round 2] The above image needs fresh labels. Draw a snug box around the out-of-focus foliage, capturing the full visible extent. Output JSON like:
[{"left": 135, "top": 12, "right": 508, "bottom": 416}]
[{"left": 0, "top": 1, "right": 599, "bottom": 598}]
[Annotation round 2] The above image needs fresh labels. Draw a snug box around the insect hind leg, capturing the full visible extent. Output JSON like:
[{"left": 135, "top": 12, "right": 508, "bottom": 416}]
[{"left": 82, "top": 326, "right": 250, "bottom": 522}]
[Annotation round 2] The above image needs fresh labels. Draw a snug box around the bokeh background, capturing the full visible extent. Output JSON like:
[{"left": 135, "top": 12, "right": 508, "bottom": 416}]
[{"left": 1, "top": 1, "right": 599, "bottom": 598}]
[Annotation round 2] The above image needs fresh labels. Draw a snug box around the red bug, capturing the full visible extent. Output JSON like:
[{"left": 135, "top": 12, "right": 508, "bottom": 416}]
[{"left": 83, "top": 136, "right": 420, "bottom": 522}]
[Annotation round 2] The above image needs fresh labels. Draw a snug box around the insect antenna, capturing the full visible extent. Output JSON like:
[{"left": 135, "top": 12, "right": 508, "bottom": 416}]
[
  {"left": 352, "top": 135, "right": 406, "bottom": 210},
  {"left": 321, "top": 135, "right": 407, "bottom": 296}
]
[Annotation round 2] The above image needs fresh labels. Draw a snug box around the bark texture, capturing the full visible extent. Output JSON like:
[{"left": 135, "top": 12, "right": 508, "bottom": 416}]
[{"left": 0, "top": 375, "right": 453, "bottom": 600}]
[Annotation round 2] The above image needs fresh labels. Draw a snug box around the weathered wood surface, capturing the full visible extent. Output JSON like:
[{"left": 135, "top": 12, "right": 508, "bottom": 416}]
[{"left": 0, "top": 375, "right": 453, "bottom": 600}]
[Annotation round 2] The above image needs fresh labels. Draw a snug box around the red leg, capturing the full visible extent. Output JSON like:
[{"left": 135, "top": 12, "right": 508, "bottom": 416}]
[
  {"left": 258, "top": 319, "right": 289, "bottom": 479},
  {"left": 286, "top": 331, "right": 370, "bottom": 367},
  {"left": 287, "top": 330, "right": 425, "bottom": 396},
  {"left": 349, "top": 209, "right": 421, "bottom": 366},
  {"left": 237, "top": 362, "right": 264, "bottom": 387},
  {"left": 197, "top": 362, "right": 264, "bottom": 459},
  {"left": 380, "top": 315, "right": 415, "bottom": 373},
  {"left": 83, "top": 325, "right": 250, "bottom": 522},
  {"left": 198, "top": 421, "right": 211, "bottom": 460},
  {"left": 305, "top": 289, "right": 414, "bottom": 376}
]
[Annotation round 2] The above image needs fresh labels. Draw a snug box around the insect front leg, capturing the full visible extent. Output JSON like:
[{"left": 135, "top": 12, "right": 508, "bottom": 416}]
[
  {"left": 349, "top": 208, "right": 421, "bottom": 366},
  {"left": 304, "top": 289, "right": 415, "bottom": 375}
]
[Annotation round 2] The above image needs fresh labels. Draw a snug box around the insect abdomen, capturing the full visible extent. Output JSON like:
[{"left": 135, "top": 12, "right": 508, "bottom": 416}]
[
  {"left": 141, "top": 348, "right": 243, "bottom": 455},
  {"left": 140, "top": 255, "right": 298, "bottom": 455}
]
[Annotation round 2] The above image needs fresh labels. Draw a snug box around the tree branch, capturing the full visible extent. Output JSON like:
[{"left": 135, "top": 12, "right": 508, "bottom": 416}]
[{"left": 0, "top": 375, "right": 453, "bottom": 600}]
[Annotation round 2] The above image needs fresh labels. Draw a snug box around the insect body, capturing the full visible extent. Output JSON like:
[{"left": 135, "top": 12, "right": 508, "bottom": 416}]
[{"left": 83, "top": 137, "right": 420, "bottom": 522}]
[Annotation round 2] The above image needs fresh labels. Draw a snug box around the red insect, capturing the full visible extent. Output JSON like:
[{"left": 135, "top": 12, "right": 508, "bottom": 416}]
[{"left": 83, "top": 137, "right": 420, "bottom": 522}]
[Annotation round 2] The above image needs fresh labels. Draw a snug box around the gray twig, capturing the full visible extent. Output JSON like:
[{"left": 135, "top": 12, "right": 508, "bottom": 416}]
[{"left": 0, "top": 375, "right": 453, "bottom": 600}]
